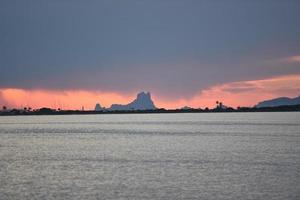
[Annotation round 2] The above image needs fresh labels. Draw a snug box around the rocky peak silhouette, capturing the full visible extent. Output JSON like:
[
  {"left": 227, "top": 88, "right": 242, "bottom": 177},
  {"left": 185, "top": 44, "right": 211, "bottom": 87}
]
[{"left": 108, "top": 91, "right": 156, "bottom": 111}]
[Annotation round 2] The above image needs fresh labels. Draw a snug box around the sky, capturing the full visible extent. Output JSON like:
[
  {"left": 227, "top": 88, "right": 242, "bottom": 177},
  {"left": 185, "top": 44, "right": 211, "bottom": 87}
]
[{"left": 1, "top": 0, "right": 300, "bottom": 109}]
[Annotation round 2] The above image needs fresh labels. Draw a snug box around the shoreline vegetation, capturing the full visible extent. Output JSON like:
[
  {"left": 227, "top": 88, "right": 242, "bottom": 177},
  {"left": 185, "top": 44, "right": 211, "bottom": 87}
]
[{"left": 1, "top": 104, "right": 300, "bottom": 116}]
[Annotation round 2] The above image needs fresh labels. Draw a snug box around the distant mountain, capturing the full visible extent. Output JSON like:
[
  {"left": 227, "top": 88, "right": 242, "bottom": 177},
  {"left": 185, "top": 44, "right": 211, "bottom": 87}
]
[
  {"left": 256, "top": 95, "right": 300, "bottom": 108},
  {"left": 181, "top": 106, "right": 194, "bottom": 110},
  {"left": 109, "top": 92, "right": 156, "bottom": 111}
]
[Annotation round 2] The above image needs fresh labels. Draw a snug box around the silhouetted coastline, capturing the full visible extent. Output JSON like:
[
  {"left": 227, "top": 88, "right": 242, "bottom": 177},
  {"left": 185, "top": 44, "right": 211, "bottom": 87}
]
[{"left": 1, "top": 104, "right": 300, "bottom": 116}]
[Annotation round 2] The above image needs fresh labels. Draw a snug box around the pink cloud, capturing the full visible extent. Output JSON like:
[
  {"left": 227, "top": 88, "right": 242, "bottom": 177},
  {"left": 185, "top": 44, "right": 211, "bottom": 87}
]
[
  {"left": 156, "top": 74, "right": 300, "bottom": 109},
  {"left": 189, "top": 74, "right": 300, "bottom": 108},
  {"left": 281, "top": 55, "right": 300, "bottom": 63},
  {"left": 1, "top": 74, "right": 299, "bottom": 110}
]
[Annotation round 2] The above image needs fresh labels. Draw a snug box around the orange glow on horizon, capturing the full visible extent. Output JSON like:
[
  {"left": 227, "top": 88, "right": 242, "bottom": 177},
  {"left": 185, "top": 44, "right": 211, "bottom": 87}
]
[
  {"left": 0, "top": 89, "right": 133, "bottom": 110},
  {"left": 152, "top": 74, "right": 300, "bottom": 109},
  {"left": 1, "top": 74, "right": 300, "bottom": 110}
]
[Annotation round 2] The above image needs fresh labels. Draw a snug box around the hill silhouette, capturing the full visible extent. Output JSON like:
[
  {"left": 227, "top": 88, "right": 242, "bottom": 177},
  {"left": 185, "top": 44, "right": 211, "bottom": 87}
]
[
  {"left": 256, "top": 95, "right": 300, "bottom": 108},
  {"left": 108, "top": 92, "right": 156, "bottom": 111}
]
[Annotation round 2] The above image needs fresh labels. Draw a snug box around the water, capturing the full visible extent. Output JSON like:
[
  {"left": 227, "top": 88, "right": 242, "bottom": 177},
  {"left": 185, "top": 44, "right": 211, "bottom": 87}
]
[{"left": 0, "top": 113, "right": 299, "bottom": 200}]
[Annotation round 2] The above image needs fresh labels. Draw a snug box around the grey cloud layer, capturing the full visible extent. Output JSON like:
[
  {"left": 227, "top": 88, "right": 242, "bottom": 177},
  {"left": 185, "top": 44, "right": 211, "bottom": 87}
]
[{"left": 1, "top": 0, "right": 300, "bottom": 97}]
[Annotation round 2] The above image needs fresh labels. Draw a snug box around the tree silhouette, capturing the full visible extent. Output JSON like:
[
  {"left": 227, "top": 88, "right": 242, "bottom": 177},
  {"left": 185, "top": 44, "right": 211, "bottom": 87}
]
[{"left": 215, "top": 101, "right": 223, "bottom": 109}]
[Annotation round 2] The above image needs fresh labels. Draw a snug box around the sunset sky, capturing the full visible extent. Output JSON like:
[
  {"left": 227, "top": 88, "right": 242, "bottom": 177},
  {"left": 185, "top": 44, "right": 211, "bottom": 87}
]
[{"left": 1, "top": 0, "right": 300, "bottom": 109}]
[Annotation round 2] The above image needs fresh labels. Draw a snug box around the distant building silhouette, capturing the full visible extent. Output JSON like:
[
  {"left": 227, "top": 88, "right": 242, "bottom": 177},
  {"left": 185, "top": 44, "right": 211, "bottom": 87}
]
[{"left": 95, "top": 103, "right": 103, "bottom": 111}]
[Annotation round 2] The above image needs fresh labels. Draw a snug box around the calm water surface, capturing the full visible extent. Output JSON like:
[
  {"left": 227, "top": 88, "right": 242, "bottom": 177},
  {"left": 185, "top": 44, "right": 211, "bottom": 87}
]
[{"left": 0, "top": 113, "right": 299, "bottom": 200}]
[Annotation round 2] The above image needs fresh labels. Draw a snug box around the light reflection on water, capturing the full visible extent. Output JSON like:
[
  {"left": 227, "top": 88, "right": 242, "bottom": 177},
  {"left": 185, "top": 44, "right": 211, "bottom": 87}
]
[{"left": 0, "top": 113, "right": 299, "bottom": 200}]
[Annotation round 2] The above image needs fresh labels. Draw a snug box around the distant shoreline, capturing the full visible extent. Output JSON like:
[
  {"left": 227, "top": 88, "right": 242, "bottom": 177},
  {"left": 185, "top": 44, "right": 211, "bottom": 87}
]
[{"left": 1, "top": 104, "right": 300, "bottom": 116}]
